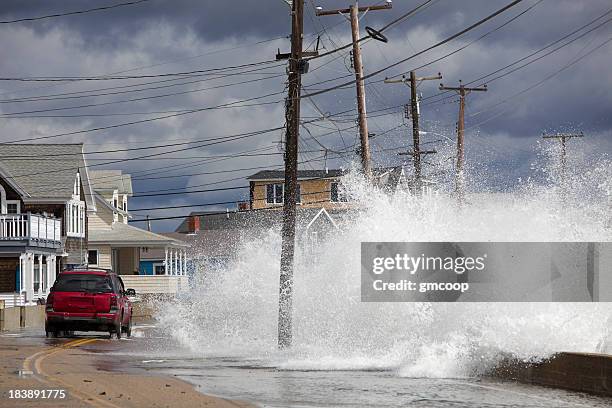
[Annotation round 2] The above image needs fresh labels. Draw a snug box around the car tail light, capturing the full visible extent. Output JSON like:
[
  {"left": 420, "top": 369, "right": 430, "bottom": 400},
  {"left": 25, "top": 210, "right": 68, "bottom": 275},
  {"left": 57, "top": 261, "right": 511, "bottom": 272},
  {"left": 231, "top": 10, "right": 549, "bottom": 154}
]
[
  {"left": 45, "top": 293, "right": 54, "bottom": 312},
  {"left": 110, "top": 294, "right": 118, "bottom": 311}
]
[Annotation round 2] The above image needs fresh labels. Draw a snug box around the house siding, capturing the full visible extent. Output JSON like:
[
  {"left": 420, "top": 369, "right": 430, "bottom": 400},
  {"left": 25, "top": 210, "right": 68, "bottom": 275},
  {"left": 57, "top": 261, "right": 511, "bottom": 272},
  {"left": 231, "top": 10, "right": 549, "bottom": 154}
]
[
  {"left": 64, "top": 237, "right": 87, "bottom": 265},
  {"left": 89, "top": 245, "right": 112, "bottom": 269},
  {"left": 250, "top": 179, "right": 341, "bottom": 210}
]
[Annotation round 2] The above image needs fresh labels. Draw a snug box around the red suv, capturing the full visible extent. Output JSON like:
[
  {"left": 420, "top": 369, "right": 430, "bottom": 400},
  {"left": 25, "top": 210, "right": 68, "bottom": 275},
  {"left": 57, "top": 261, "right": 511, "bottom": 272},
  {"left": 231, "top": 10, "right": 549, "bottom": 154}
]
[{"left": 45, "top": 269, "right": 135, "bottom": 339}]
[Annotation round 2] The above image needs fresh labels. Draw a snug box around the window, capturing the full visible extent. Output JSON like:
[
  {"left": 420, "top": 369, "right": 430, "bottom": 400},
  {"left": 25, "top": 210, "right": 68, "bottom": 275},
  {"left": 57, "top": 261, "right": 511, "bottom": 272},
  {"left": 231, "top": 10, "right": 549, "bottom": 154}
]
[
  {"left": 153, "top": 264, "right": 166, "bottom": 275},
  {"left": 6, "top": 200, "right": 20, "bottom": 214},
  {"left": 73, "top": 173, "right": 81, "bottom": 197},
  {"left": 265, "top": 183, "right": 300, "bottom": 205},
  {"left": 66, "top": 200, "right": 85, "bottom": 238},
  {"left": 330, "top": 182, "right": 348, "bottom": 202},
  {"left": 266, "top": 184, "right": 283, "bottom": 205},
  {"left": 122, "top": 195, "right": 127, "bottom": 212},
  {"left": 33, "top": 263, "right": 40, "bottom": 292},
  {"left": 88, "top": 250, "right": 99, "bottom": 266},
  {"left": 53, "top": 274, "right": 113, "bottom": 293}
]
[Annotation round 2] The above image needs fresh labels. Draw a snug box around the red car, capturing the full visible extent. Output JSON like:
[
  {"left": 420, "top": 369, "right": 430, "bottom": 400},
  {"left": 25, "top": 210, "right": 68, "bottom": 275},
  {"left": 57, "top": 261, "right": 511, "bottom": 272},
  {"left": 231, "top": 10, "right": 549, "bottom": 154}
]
[{"left": 45, "top": 268, "right": 135, "bottom": 339}]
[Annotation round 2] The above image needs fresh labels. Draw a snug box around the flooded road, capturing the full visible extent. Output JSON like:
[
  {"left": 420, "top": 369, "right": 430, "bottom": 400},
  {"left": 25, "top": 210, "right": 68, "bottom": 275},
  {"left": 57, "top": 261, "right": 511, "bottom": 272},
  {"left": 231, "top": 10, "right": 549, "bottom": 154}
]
[
  {"left": 2, "top": 327, "right": 610, "bottom": 407},
  {"left": 109, "top": 326, "right": 612, "bottom": 408}
]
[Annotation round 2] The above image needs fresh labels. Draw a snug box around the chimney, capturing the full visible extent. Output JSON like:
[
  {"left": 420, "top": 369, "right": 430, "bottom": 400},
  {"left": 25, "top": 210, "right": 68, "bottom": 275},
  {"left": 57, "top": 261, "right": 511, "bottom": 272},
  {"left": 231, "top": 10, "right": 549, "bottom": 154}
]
[
  {"left": 146, "top": 215, "right": 152, "bottom": 232},
  {"left": 187, "top": 215, "right": 200, "bottom": 234}
]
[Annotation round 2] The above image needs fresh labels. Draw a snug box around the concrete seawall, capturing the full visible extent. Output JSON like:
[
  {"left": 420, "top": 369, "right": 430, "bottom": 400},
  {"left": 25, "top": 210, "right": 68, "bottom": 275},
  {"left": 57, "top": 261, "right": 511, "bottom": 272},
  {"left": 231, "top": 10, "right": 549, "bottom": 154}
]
[
  {"left": 491, "top": 352, "right": 612, "bottom": 397},
  {"left": 0, "top": 305, "right": 45, "bottom": 331}
]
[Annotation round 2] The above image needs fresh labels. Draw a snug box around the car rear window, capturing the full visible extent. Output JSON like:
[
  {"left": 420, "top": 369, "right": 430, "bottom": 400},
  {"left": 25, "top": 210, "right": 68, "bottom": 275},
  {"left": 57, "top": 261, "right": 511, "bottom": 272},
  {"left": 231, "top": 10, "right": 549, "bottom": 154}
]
[{"left": 52, "top": 274, "right": 113, "bottom": 293}]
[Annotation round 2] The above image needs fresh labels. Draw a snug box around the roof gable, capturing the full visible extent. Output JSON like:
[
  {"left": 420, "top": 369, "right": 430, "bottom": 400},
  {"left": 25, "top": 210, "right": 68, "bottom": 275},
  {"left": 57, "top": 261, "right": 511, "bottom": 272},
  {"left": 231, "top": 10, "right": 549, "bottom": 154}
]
[{"left": 0, "top": 144, "right": 93, "bottom": 205}]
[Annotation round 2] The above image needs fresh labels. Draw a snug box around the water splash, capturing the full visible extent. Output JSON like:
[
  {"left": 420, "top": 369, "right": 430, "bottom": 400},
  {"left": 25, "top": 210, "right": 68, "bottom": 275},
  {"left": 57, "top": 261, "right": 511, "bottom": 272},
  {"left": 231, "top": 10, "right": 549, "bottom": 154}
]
[{"left": 157, "top": 142, "right": 612, "bottom": 378}]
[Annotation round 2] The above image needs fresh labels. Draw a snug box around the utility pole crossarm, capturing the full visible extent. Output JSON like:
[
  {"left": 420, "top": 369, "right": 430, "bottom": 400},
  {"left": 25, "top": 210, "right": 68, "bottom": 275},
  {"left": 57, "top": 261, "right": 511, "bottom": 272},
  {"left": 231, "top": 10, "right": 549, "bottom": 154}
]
[
  {"left": 439, "top": 84, "right": 488, "bottom": 92},
  {"left": 398, "top": 149, "right": 437, "bottom": 156},
  {"left": 542, "top": 132, "right": 584, "bottom": 139},
  {"left": 384, "top": 73, "right": 442, "bottom": 86},
  {"left": 315, "top": 3, "right": 392, "bottom": 16}
]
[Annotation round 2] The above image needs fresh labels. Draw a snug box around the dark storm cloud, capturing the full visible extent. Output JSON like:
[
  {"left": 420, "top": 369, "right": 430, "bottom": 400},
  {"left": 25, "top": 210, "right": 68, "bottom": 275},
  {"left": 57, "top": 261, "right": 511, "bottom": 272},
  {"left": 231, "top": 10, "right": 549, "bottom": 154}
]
[{"left": 0, "top": 0, "right": 610, "bottom": 230}]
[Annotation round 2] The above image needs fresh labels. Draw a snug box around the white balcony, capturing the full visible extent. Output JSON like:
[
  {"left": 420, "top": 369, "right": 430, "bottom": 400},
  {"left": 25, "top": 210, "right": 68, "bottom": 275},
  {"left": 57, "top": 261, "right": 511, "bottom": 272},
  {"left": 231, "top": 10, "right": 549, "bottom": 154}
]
[{"left": 0, "top": 214, "right": 62, "bottom": 248}]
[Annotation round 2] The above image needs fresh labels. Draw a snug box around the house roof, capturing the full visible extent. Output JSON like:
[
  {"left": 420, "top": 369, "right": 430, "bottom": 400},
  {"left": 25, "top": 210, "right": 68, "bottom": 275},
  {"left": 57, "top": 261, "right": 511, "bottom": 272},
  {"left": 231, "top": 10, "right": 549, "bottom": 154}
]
[
  {"left": 140, "top": 231, "right": 240, "bottom": 260},
  {"left": 89, "top": 222, "right": 185, "bottom": 247},
  {"left": 0, "top": 143, "right": 96, "bottom": 208},
  {"left": 175, "top": 207, "right": 356, "bottom": 233},
  {"left": 247, "top": 167, "right": 413, "bottom": 182},
  {"left": 247, "top": 169, "right": 346, "bottom": 180},
  {"left": 89, "top": 170, "right": 133, "bottom": 195}
]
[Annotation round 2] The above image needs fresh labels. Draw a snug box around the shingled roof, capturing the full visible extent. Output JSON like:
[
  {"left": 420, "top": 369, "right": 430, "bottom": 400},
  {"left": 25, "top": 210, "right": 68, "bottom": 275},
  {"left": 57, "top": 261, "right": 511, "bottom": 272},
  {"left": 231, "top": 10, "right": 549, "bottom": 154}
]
[
  {"left": 247, "top": 169, "right": 346, "bottom": 180},
  {"left": 89, "top": 222, "right": 185, "bottom": 247},
  {"left": 0, "top": 144, "right": 95, "bottom": 208},
  {"left": 89, "top": 170, "right": 133, "bottom": 195}
]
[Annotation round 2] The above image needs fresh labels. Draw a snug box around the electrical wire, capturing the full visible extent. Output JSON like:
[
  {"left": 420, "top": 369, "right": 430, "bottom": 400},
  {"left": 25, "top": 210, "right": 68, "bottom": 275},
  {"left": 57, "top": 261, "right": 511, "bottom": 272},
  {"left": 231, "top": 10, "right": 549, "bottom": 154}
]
[
  {"left": 301, "top": 0, "right": 525, "bottom": 99},
  {"left": 0, "top": 0, "right": 152, "bottom": 24}
]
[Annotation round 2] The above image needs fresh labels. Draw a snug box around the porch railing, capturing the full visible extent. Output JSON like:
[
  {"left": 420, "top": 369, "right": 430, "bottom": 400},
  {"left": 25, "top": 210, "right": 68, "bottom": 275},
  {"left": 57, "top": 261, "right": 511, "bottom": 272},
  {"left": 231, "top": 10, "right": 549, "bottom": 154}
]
[{"left": 0, "top": 214, "right": 62, "bottom": 244}]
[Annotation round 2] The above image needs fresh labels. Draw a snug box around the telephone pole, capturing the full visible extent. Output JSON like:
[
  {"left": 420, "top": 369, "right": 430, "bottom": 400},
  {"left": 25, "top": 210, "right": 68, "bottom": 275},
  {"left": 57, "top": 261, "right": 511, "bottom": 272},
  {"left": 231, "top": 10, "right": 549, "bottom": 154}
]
[
  {"left": 542, "top": 132, "right": 584, "bottom": 197},
  {"left": 276, "top": 0, "right": 307, "bottom": 349},
  {"left": 385, "top": 71, "right": 441, "bottom": 193},
  {"left": 439, "top": 81, "right": 487, "bottom": 200},
  {"left": 316, "top": 1, "right": 391, "bottom": 179}
]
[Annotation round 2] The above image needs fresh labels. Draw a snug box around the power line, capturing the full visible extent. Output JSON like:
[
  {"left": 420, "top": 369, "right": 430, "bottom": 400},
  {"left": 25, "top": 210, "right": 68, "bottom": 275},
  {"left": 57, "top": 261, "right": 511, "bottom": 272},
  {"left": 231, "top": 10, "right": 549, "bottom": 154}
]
[
  {"left": 0, "top": 0, "right": 152, "bottom": 24},
  {"left": 0, "top": 74, "right": 285, "bottom": 116},
  {"left": 421, "top": 6, "right": 612, "bottom": 107},
  {"left": 3, "top": 92, "right": 284, "bottom": 143},
  {"left": 0, "top": 70, "right": 284, "bottom": 104},
  {"left": 306, "top": 0, "right": 436, "bottom": 62},
  {"left": 0, "top": 125, "right": 285, "bottom": 183},
  {"left": 0, "top": 60, "right": 281, "bottom": 82},
  {"left": 466, "top": 35, "right": 612, "bottom": 124},
  {"left": 388, "top": 0, "right": 545, "bottom": 82},
  {"left": 302, "top": 0, "right": 525, "bottom": 99}
]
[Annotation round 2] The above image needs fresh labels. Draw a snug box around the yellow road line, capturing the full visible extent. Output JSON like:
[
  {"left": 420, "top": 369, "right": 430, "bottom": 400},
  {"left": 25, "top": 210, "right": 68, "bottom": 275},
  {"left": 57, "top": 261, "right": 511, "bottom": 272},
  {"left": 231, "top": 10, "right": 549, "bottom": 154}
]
[
  {"left": 24, "top": 337, "right": 122, "bottom": 408},
  {"left": 23, "top": 338, "right": 88, "bottom": 372}
]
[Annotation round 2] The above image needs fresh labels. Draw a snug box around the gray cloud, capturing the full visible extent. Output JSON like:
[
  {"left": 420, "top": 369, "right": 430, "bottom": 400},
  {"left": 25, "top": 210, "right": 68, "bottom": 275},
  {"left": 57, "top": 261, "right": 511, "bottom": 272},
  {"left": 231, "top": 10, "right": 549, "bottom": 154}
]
[{"left": 0, "top": 0, "right": 610, "bottom": 230}]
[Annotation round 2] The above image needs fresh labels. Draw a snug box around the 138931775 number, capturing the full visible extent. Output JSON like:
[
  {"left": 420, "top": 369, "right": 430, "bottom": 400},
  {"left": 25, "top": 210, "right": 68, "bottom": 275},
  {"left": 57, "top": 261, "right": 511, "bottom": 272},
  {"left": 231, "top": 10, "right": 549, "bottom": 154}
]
[{"left": 8, "top": 389, "right": 66, "bottom": 399}]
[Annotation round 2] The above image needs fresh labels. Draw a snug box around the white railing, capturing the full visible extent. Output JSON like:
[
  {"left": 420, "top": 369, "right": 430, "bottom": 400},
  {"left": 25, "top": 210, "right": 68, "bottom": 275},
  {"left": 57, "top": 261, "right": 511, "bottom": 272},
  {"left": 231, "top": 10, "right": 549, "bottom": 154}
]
[
  {"left": 0, "top": 292, "right": 26, "bottom": 308},
  {"left": 120, "top": 275, "right": 188, "bottom": 295},
  {"left": 0, "top": 214, "right": 62, "bottom": 244}
]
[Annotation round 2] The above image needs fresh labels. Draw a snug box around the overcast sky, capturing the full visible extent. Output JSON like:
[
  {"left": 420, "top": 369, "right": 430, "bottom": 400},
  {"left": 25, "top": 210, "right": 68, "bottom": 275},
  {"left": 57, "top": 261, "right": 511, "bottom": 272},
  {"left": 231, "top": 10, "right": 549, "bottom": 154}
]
[{"left": 0, "top": 0, "right": 610, "bottom": 231}]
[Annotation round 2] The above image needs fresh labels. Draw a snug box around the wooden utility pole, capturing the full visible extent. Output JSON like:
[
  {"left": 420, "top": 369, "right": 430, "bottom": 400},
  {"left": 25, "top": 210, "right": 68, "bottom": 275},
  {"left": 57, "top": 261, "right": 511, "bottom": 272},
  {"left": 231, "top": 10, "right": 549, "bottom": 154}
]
[
  {"left": 542, "top": 132, "right": 584, "bottom": 196},
  {"left": 277, "top": 0, "right": 305, "bottom": 349},
  {"left": 385, "top": 71, "right": 441, "bottom": 193},
  {"left": 542, "top": 132, "right": 584, "bottom": 177},
  {"left": 316, "top": 1, "right": 391, "bottom": 179},
  {"left": 439, "top": 81, "right": 487, "bottom": 200}
]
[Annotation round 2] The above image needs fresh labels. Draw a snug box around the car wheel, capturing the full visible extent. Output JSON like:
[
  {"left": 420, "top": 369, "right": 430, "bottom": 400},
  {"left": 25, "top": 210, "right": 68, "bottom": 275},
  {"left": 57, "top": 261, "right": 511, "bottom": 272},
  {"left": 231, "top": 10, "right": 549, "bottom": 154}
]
[{"left": 123, "top": 317, "right": 132, "bottom": 338}]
